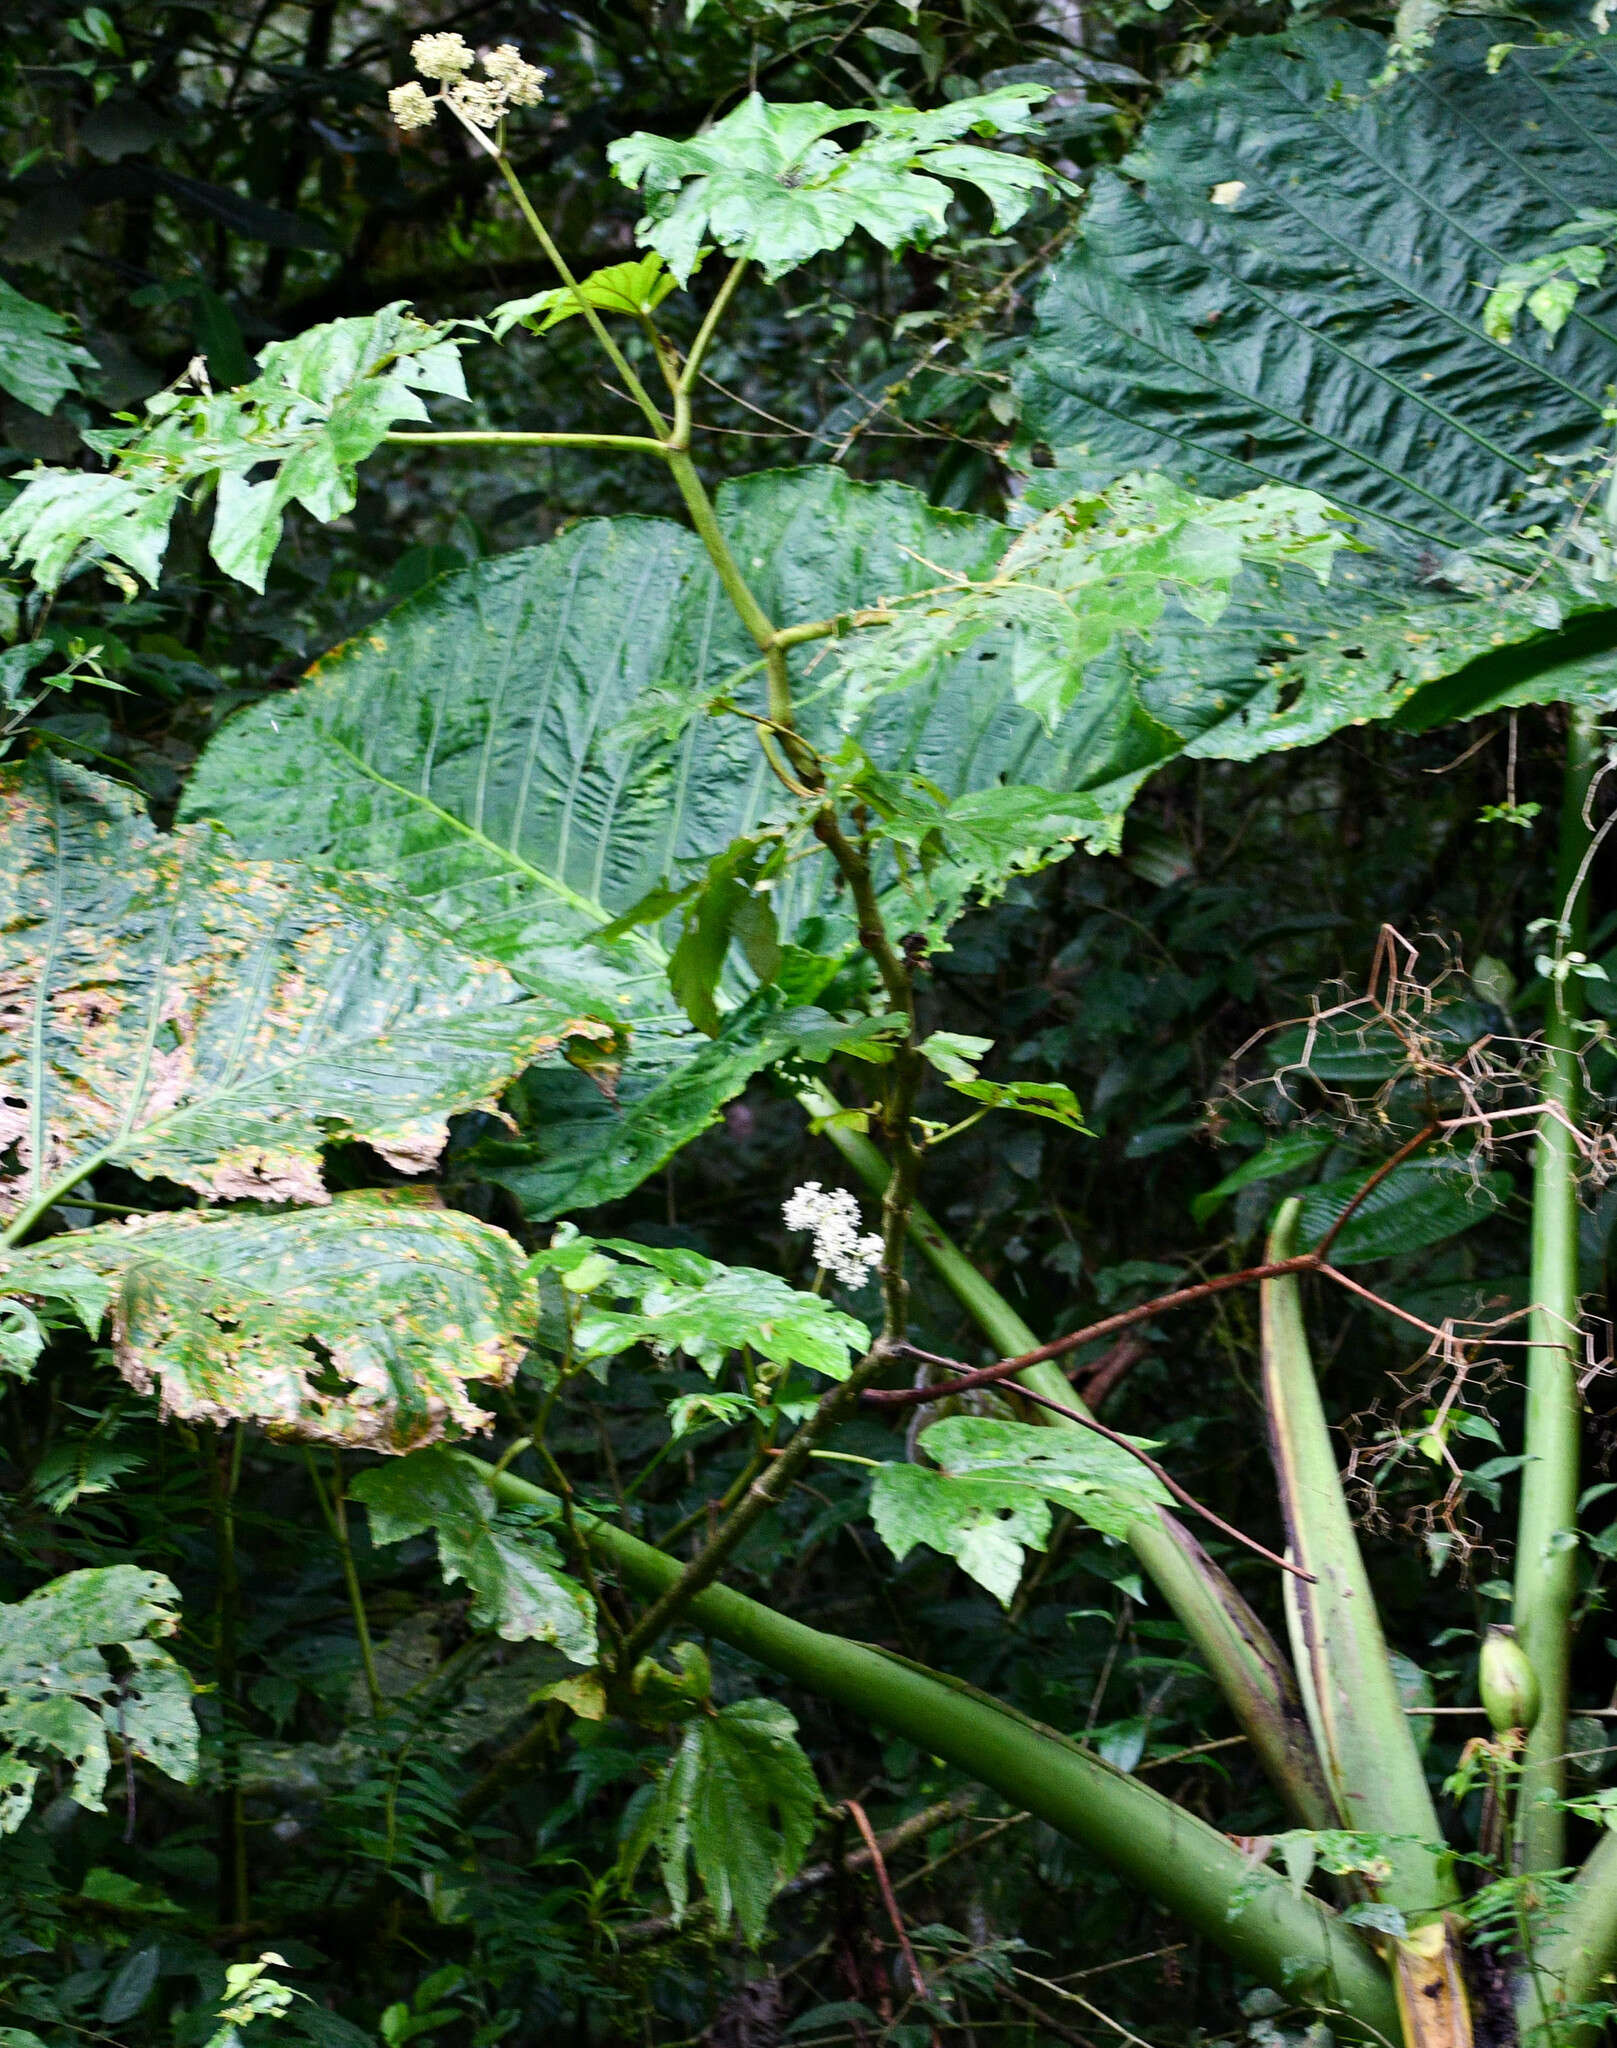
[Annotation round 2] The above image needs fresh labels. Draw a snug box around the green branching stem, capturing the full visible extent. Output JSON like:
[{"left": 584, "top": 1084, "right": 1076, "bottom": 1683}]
[
  {"left": 494, "top": 157, "right": 669, "bottom": 437},
  {"left": 672, "top": 255, "right": 750, "bottom": 447},
  {"left": 1514, "top": 707, "right": 1599, "bottom": 1875},
  {"left": 382, "top": 430, "right": 670, "bottom": 455},
  {"left": 467, "top": 1459, "right": 1400, "bottom": 2042}
]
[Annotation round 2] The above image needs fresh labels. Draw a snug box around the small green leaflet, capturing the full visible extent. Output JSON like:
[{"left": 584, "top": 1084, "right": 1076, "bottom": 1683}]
[
  {"left": 1485, "top": 211, "right": 1617, "bottom": 344},
  {"left": 0, "top": 1566, "right": 197, "bottom": 1831},
  {"left": 351, "top": 1449, "right": 596, "bottom": 1662},
  {"left": 831, "top": 472, "right": 1344, "bottom": 731},
  {"left": 0, "top": 1195, "right": 534, "bottom": 1450},
  {"left": 870, "top": 1416, "right": 1171, "bottom": 1605},
  {"left": 608, "top": 87, "right": 1063, "bottom": 284},
  {"left": 0, "top": 304, "right": 469, "bottom": 593},
  {"left": 490, "top": 255, "right": 678, "bottom": 338},
  {"left": 0, "top": 280, "right": 98, "bottom": 417},
  {"left": 918, "top": 1032, "right": 1086, "bottom": 1131},
  {"left": 665, "top": 834, "right": 784, "bottom": 1036},
  {"left": 621, "top": 1697, "right": 819, "bottom": 1942},
  {"left": 1190, "top": 1130, "right": 1336, "bottom": 1226},
  {"left": 534, "top": 1231, "right": 869, "bottom": 1381}
]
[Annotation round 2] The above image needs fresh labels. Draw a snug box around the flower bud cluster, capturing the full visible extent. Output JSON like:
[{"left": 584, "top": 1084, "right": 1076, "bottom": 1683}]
[
  {"left": 782, "top": 1182, "right": 884, "bottom": 1289},
  {"left": 388, "top": 34, "right": 548, "bottom": 144}
]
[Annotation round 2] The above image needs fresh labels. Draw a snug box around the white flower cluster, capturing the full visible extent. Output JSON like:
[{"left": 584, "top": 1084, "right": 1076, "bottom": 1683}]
[
  {"left": 782, "top": 1182, "right": 884, "bottom": 1289},
  {"left": 388, "top": 34, "right": 548, "bottom": 145}
]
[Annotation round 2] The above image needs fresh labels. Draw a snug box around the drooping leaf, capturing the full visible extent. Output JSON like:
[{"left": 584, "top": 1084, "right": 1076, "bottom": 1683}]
[
  {"left": 1012, "top": 10, "right": 1617, "bottom": 737},
  {"left": 0, "top": 1194, "right": 532, "bottom": 1448},
  {"left": 608, "top": 88, "right": 1060, "bottom": 284},
  {"left": 0, "top": 754, "right": 605, "bottom": 1230},
  {"left": 0, "top": 1566, "right": 197, "bottom": 1830},
  {"left": 0, "top": 280, "right": 98, "bottom": 417},
  {"left": 0, "top": 304, "right": 469, "bottom": 593},
  {"left": 621, "top": 1697, "right": 819, "bottom": 1941},
  {"left": 351, "top": 1448, "right": 596, "bottom": 1660},
  {"left": 489, "top": 256, "right": 678, "bottom": 338},
  {"left": 533, "top": 1231, "right": 869, "bottom": 1381},
  {"left": 1190, "top": 1129, "right": 1336, "bottom": 1227}
]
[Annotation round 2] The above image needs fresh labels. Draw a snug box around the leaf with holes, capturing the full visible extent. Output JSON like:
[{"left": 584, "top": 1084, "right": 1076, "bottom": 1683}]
[
  {"left": 351, "top": 1449, "right": 595, "bottom": 1659},
  {"left": 0, "top": 1194, "right": 532, "bottom": 1448},
  {"left": 0, "top": 754, "right": 606, "bottom": 1236},
  {"left": 0, "top": 1566, "right": 197, "bottom": 1831}
]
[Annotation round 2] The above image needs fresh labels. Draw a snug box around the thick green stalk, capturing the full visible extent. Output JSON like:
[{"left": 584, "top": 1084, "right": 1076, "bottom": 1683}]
[
  {"left": 1514, "top": 709, "right": 1599, "bottom": 1876},
  {"left": 1531, "top": 1824, "right": 1617, "bottom": 2036},
  {"left": 473, "top": 1461, "right": 1399, "bottom": 2040},
  {"left": 805, "top": 1080, "right": 1334, "bottom": 1827},
  {"left": 1263, "top": 1202, "right": 1458, "bottom": 1918}
]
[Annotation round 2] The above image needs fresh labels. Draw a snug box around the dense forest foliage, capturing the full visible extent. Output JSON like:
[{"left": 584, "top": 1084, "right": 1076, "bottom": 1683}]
[{"left": 4, "top": 1, "right": 1617, "bottom": 2044}]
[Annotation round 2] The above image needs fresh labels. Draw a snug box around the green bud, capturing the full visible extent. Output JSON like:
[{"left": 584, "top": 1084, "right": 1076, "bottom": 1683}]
[{"left": 1479, "top": 1624, "right": 1541, "bottom": 1736}]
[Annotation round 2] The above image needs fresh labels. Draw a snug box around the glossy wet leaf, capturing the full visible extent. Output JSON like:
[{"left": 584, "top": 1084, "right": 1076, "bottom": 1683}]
[
  {"left": 0, "top": 1194, "right": 532, "bottom": 1448},
  {"left": 0, "top": 755, "right": 604, "bottom": 1230},
  {"left": 0, "top": 279, "right": 98, "bottom": 416},
  {"left": 621, "top": 1697, "right": 818, "bottom": 1942},
  {"left": 351, "top": 1449, "right": 595, "bottom": 1660},
  {"left": 0, "top": 1565, "right": 196, "bottom": 1830},
  {"left": 0, "top": 305, "right": 468, "bottom": 593},
  {"left": 608, "top": 88, "right": 1058, "bottom": 283}
]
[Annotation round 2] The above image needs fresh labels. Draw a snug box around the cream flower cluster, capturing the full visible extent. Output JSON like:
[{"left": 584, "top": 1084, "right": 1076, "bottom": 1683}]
[
  {"left": 782, "top": 1182, "right": 884, "bottom": 1289},
  {"left": 388, "top": 34, "right": 548, "bottom": 143}
]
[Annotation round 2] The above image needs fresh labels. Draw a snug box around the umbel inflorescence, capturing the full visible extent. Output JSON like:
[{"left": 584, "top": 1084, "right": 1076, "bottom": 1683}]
[
  {"left": 782, "top": 1184, "right": 885, "bottom": 1290},
  {"left": 389, "top": 34, "right": 547, "bottom": 151}
]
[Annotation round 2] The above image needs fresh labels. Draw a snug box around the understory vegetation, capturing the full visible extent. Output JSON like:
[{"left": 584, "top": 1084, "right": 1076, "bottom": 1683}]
[{"left": 5, "top": 2, "right": 1617, "bottom": 2044}]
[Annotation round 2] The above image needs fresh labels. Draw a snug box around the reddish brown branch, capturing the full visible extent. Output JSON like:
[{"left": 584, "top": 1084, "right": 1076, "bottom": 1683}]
[
  {"left": 1312, "top": 1121, "right": 1439, "bottom": 1260},
  {"left": 844, "top": 1796, "right": 936, "bottom": 2035},
  {"left": 866, "top": 1255, "right": 1320, "bottom": 1410}
]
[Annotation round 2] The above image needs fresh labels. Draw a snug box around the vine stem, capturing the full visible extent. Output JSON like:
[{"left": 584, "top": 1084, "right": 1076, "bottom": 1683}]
[{"left": 305, "top": 1449, "right": 383, "bottom": 1717}]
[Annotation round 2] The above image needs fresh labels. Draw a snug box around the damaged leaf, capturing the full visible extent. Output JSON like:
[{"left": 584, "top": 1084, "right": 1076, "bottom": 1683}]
[
  {"left": 0, "top": 1566, "right": 197, "bottom": 1831},
  {"left": 0, "top": 1194, "right": 532, "bottom": 1448},
  {"left": 0, "top": 754, "right": 610, "bottom": 1233}
]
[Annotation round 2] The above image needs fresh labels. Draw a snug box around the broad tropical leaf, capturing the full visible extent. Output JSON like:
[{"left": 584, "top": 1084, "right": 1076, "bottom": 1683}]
[
  {"left": 0, "top": 280, "right": 97, "bottom": 417},
  {"left": 1295, "top": 1155, "right": 1509, "bottom": 1266},
  {"left": 0, "top": 1566, "right": 196, "bottom": 1831},
  {"left": 608, "top": 88, "right": 1059, "bottom": 283},
  {"left": 351, "top": 1448, "right": 596, "bottom": 1659},
  {"left": 0, "top": 1193, "right": 531, "bottom": 1448},
  {"left": 621, "top": 1697, "right": 819, "bottom": 1942},
  {"left": 1012, "top": 10, "right": 1617, "bottom": 737},
  {"left": 0, "top": 755, "right": 603, "bottom": 1232}
]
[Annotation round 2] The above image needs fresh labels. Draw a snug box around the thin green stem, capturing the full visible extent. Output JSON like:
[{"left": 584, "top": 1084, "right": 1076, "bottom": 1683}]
[
  {"left": 306, "top": 1449, "right": 383, "bottom": 1717},
  {"left": 672, "top": 256, "right": 749, "bottom": 445},
  {"left": 663, "top": 448, "right": 778, "bottom": 653},
  {"left": 1514, "top": 707, "right": 1599, "bottom": 1875},
  {"left": 383, "top": 430, "right": 670, "bottom": 454},
  {"left": 494, "top": 156, "right": 669, "bottom": 436}
]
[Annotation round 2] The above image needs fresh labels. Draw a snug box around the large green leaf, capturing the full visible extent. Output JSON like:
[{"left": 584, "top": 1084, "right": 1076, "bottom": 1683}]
[
  {"left": 1013, "top": 10, "right": 1617, "bottom": 734},
  {"left": 621, "top": 1696, "right": 819, "bottom": 1942},
  {"left": 0, "top": 1566, "right": 197, "bottom": 1831},
  {"left": 0, "top": 1193, "right": 531, "bottom": 1448},
  {"left": 351, "top": 1448, "right": 596, "bottom": 1659},
  {"left": 0, "top": 754, "right": 601, "bottom": 1232}
]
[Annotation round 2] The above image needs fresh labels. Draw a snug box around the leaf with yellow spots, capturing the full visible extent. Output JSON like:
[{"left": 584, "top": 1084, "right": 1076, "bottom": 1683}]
[
  {"left": 0, "top": 754, "right": 612, "bottom": 1240},
  {"left": 0, "top": 1193, "right": 529, "bottom": 1447}
]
